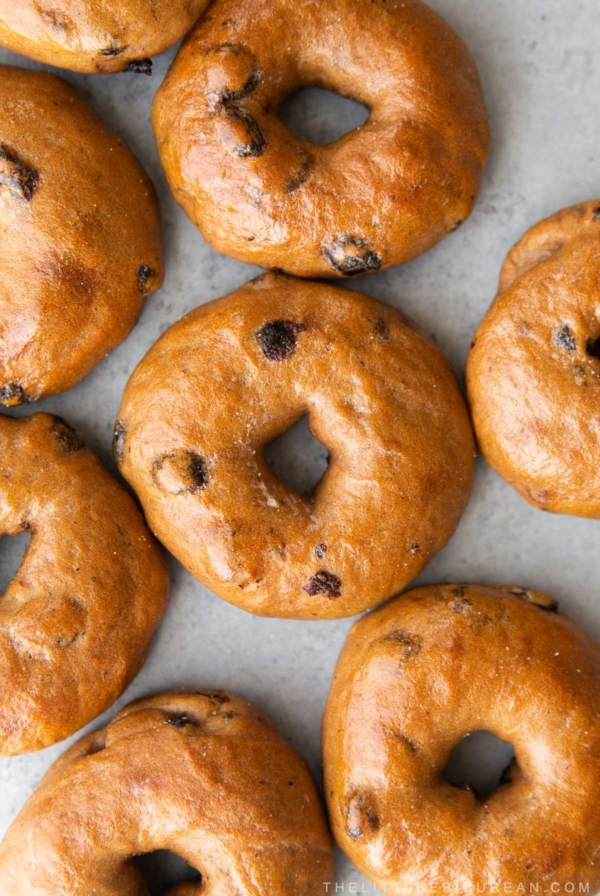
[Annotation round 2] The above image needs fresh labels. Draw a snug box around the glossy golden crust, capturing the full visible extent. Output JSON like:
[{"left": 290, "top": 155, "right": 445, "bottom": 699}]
[
  {"left": 0, "top": 1, "right": 210, "bottom": 74},
  {"left": 0, "top": 690, "right": 334, "bottom": 895},
  {"left": 0, "top": 65, "right": 163, "bottom": 406},
  {"left": 0, "top": 413, "right": 169, "bottom": 756},
  {"left": 323, "top": 583, "right": 600, "bottom": 895},
  {"left": 467, "top": 200, "right": 600, "bottom": 517},
  {"left": 115, "top": 273, "right": 475, "bottom": 619},
  {"left": 152, "top": 0, "right": 489, "bottom": 278}
]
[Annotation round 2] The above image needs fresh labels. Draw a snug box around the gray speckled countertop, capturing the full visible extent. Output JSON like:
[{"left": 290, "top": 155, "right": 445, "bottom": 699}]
[{"left": 1, "top": 1, "right": 600, "bottom": 892}]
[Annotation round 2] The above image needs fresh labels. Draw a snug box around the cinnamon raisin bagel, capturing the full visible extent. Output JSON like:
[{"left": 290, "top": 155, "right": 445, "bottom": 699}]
[
  {"left": 0, "top": 65, "right": 163, "bottom": 407},
  {"left": 0, "top": 690, "right": 334, "bottom": 895},
  {"left": 467, "top": 200, "right": 600, "bottom": 517},
  {"left": 0, "top": 1, "right": 210, "bottom": 74},
  {"left": 323, "top": 583, "right": 600, "bottom": 895},
  {"left": 152, "top": 0, "right": 490, "bottom": 278},
  {"left": 0, "top": 412, "right": 169, "bottom": 756},
  {"left": 115, "top": 273, "right": 475, "bottom": 619}
]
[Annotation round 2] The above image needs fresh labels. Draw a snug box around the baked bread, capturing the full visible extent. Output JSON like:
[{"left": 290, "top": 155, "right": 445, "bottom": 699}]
[
  {"left": 115, "top": 272, "right": 475, "bottom": 619},
  {"left": 0, "top": 64, "right": 163, "bottom": 407},
  {"left": 0, "top": 1, "right": 210, "bottom": 74},
  {"left": 0, "top": 412, "right": 169, "bottom": 755},
  {"left": 153, "top": 0, "right": 490, "bottom": 277},
  {"left": 0, "top": 690, "right": 334, "bottom": 894},
  {"left": 467, "top": 200, "right": 600, "bottom": 516},
  {"left": 323, "top": 583, "right": 600, "bottom": 894}
]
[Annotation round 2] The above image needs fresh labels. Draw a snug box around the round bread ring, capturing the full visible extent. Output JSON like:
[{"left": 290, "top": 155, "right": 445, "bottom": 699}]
[
  {"left": 0, "top": 1, "right": 210, "bottom": 74},
  {"left": 467, "top": 200, "right": 600, "bottom": 517},
  {"left": 152, "top": 0, "right": 490, "bottom": 279},
  {"left": 114, "top": 273, "right": 475, "bottom": 619},
  {"left": 0, "top": 65, "right": 163, "bottom": 407},
  {"left": 0, "top": 413, "right": 169, "bottom": 756},
  {"left": 0, "top": 689, "right": 335, "bottom": 895},
  {"left": 323, "top": 583, "right": 600, "bottom": 894}
]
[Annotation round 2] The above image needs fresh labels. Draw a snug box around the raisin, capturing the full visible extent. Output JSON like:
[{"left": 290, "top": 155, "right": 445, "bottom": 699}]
[
  {"left": 285, "top": 157, "right": 312, "bottom": 194},
  {"left": 314, "top": 543, "right": 327, "bottom": 559},
  {"left": 166, "top": 714, "right": 193, "bottom": 729},
  {"left": 554, "top": 325, "right": 576, "bottom": 352},
  {"left": 505, "top": 588, "right": 558, "bottom": 612},
  {"left": 373, "top": 318, "right": 390, "bottom": 341},
  {"left": 138, "top": 264, "right": 156, "bottom": 293},
  {"left": 124, "top": 58, "right": 153, "bottom": 75},
  {"left": 152, "top": 450, "right": 209, "bottom": 495},
  {"left": 322, "top": 236, "right": 381, "bottom": 276},
  {"left": 0, "top": 145, "right": 38, "bottom": 202},
  {"left": 201, "top": 692, "right": 230, "bottom": 706},
  {"left": 219, "top": 69, "right": 261, "bottom": 104},
  {"left": 216, "top": 106, "right": 266, "bottom": 157},
  {"left": 101, "top": 45, "right": 127, "bottom": 56},
  {"left": 51, "top": 417, "right": 84, "bottom": 453},
  {"left": 452, "top": 597, "right": 475, "bottom": 617},
  {"left": 303, "top": 571, "right": 341, "bottom": 598},
  {"left": 346, "top": 794, "right": 379, "bottom": 840},
  {"left": 257, "top": 320, "right": 305, "bottom": 361},
  {"left": 0, "top": 383, "right": 31, "bottom": 405},
  {"left": 113, "top": 421, "right": 128, "bottom": 464},
  {"left": 384, "top": 630, "right": 423, "bottom": 664}
]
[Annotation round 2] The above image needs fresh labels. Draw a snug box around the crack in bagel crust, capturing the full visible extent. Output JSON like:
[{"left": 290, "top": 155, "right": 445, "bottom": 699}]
[
  {"left": 0, "top": 691, "right": 335, "bottom": 894},
  {"left": 152, "top": 0, "right": 490, "bottom": 277},
  {"left": 323, "top": 583, "right": 600, "bottom": 894}
]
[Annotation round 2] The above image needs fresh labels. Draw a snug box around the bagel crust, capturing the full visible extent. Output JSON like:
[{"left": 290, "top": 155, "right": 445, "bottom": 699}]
[
  {"left": 467, "top": 200, "right": 600, "bottom": 517},
  {"left": 152, "top": 0, "right": 489, "bottom": 278},
  {"left": 0, "top": 65, "right": 163, "bottom": 406},
  {"left": 323, "top": 583, "right": 600, "bottom": 895},
  {"left": 0, "top": 413, "right": 169, "bottom": 756},
  {"left": 114, "top": 273, "right": 475, "bottom": 619},
  {"left": 0, "top": 690, "right": 335, "bottom": 894},
  {"left": 0, "top": 1, "right": 210, "bottom": 74}
]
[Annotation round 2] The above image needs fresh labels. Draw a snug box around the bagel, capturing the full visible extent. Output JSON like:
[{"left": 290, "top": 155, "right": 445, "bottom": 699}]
[
  {"left": 0, "top": 1, "right": 210, "bottom": 74},
  {"left": 0, "top": 65, "right": 163, "bottom": 407},
  {"left": 323, "top": 583, "right": 600, "bottom": 895},
  {"left": 467, "top": 200, "right": 600, "bottom": 517},
  {"left": 0, "top": 690, "right": 334, "bottom": 895},
  {"left": 114, "top": 273, "right": 475, "bottom": 619},
  {"left": 152, "top": 0, "right": 490, "bottom": 278},
  {"left": 0, "top": 412, "right": 169, "bottom": 756}
]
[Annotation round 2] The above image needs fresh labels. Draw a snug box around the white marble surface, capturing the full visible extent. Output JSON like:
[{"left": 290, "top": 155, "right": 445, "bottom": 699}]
[{"left": 1, "top": 0, "right": 600, "bottom": 891}]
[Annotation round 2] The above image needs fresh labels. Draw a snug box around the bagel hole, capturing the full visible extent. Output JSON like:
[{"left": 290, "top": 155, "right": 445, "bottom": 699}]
[
  {"left": 443, "top": 731, "right": 516, "bottom": 801},
  {"left": 586, "top": 336, "right": 600, "bottom": 360},
  {"left": 279, "top": 87, "right": 369, "bottom": 145},
  {"left": 0, "top": 530, "right": 31, "bottom": 594},
  {"left": 134, "top": 851, "right": 202, "bottom": 894},
  {"left": 264, "top": 414, "right": 329, "bottom": 498}
]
